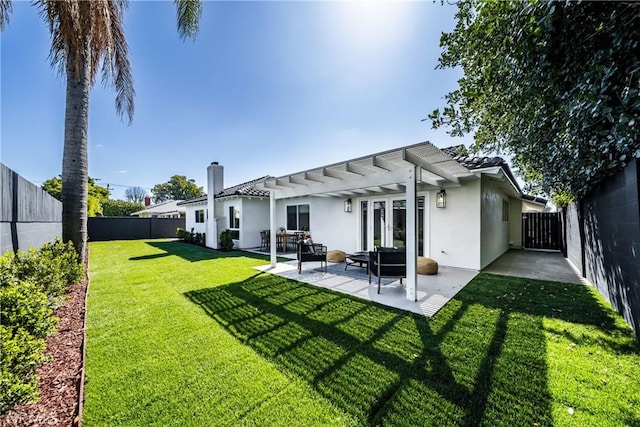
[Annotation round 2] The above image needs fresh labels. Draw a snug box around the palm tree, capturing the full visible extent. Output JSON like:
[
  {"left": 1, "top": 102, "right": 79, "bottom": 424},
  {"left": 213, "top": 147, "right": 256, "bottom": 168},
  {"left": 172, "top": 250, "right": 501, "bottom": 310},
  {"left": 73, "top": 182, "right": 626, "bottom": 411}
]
[{"left": 0, "top": 0, "right": 202, "bottom": 263}]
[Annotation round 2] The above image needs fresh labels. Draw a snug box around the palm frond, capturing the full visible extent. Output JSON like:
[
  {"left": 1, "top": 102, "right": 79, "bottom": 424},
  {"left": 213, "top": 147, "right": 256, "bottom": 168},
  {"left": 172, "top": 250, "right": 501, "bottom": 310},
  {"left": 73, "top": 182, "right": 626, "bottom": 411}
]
[
  {"left": 174, "top": 0, "right": 201, "bottom": 41},
  {"left": 36, "top": 0, "right": 134, "bottom": 123},
  {"left": 0, "top": 0, "right": 13, "bottom": 31},
  {"left": 106, "top": 0, "right": 134, "bottom": 123}
]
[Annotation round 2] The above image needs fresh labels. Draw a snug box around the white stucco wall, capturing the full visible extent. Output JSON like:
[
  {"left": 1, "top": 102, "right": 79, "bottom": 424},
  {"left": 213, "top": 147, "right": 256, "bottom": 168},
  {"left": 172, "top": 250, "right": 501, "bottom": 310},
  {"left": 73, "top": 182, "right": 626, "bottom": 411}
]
[
  {"left": 184, "top": 203, "right": 207, "bottom": 235},
  {"left": 509, "top": 198, "right": 523, "bottom": 248},
  {"left": 240, "top": 198, "right": 270, "bottom": 248},
  {"left": 480, "top": 177, "right": 511, "bottom": 269},
  {"left": 275, "top": 196, "right": 359, "bottom": 253},
  {"left": 522, "top": 200, "right": 546, "bottom": 212},
  {"left": 429, "top": 180, "right": 482, "bottom": 270}
]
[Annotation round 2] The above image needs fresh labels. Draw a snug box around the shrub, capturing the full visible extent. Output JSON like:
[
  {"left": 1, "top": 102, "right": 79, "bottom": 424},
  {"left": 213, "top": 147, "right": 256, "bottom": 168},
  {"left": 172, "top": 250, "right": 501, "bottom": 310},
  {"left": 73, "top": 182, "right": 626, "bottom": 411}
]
[
  {"left": 0, "top": 239, "right": 82, "bottom": 414},
  {"left": 219, "top": 229, "right": 234, "bottom": 251},
  {"left": 39, "top": 239, "right": 84, "bottom": 288},
  {"left": 1, "top": 239, "right": 83, "bottom": 304},
  {"left": 101, "top": 199, "right": 144, "bottom": 216},
  {"left": 0, "top": 252, "right": 19, "bottom": 286},
  {"left": 0, "top": 326, "right": 46, "bottom": 413},
  {"left": 1, "top": 282, "right": 57, "bottom": 339}
]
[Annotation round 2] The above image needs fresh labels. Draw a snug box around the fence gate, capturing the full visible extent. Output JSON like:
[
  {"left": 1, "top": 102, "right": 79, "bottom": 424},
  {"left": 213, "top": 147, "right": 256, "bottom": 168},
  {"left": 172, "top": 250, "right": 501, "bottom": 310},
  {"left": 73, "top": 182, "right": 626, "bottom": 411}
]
[{"left": 522, "top": 212, "right": 563, "bottom": 250}]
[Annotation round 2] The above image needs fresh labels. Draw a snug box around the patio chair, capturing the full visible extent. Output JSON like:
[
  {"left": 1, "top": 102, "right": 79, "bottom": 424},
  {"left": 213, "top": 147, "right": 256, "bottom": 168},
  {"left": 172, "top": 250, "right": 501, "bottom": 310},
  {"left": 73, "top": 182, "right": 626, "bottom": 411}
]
[
  {"left": 368, "top": 247, "right": 406, "bottom": 294},
  {"left": 260, "top": 230, "right": 270, "bottom": 251},
  {"left": 288, "top": 231, "right": 305, "bottom": 251},
  {"left": 297, "top": 242, "right": 327, "bottom": 273}
]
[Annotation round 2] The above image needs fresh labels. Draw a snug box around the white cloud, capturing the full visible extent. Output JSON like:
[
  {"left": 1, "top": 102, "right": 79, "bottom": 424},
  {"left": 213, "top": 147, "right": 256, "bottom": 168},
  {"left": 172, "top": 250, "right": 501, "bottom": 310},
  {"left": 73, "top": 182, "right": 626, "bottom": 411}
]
[{"left": 110, "top": 170, "right": 128, "bottom": 174}]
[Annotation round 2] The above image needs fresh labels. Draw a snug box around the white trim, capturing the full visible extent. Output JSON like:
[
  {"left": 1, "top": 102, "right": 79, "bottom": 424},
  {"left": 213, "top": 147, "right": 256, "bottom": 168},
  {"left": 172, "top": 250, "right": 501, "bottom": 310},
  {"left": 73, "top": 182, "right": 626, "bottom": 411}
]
[{"left": 406, "top": 166, "right": 417, "bottom": 302}]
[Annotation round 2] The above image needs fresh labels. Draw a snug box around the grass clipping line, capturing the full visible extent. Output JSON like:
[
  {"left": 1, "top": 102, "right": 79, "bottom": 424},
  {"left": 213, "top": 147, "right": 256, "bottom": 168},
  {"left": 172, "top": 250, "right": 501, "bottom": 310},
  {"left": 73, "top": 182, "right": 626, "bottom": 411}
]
[{"left": 0, "top": 260, "right": 89, "bottom": 427}]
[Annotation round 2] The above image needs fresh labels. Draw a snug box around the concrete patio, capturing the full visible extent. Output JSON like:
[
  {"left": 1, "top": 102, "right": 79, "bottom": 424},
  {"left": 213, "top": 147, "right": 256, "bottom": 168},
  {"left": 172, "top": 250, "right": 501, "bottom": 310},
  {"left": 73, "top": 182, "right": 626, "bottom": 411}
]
[
  {"left": 482, "top": 249, "right": 583, "bottom": 284},
  {"left": 254, "top": 259, "right": 478, "bottom": 317},
  {"left": 249, "top": 247, "right": 588, "bottom": 317}
]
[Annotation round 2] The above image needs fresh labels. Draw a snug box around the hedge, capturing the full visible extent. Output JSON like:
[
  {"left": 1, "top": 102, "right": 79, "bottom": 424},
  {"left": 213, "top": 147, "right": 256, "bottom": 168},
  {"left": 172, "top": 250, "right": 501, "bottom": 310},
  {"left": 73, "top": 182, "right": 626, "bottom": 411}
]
[{"left": 0, "top": 239, "right": 83, "bottom": 414}]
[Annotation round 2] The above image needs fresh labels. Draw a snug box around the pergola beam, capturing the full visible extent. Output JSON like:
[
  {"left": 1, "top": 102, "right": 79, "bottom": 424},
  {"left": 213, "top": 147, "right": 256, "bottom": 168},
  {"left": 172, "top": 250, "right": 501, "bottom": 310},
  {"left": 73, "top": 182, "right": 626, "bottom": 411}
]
[
  {"left": 372, "top": 155, "right": 395, "bottom": 171},
  {"left": 403, "top": 149, "right": 460, "bottom": 185}
]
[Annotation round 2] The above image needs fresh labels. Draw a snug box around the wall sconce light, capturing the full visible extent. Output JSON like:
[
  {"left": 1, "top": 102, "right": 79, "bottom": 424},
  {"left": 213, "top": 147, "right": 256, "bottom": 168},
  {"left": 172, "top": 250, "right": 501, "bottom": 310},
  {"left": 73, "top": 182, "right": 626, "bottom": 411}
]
[
  {"left": 436, "top": 189, "right": 446, "bottom": 208},
  {"left": 344, "top": 198, "right": 352, "bottom": 213}
]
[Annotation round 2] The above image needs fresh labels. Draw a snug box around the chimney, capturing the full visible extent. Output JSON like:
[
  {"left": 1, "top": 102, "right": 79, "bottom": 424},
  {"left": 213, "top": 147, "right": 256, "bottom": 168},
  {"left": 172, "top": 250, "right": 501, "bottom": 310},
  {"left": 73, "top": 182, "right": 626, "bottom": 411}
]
[
  {"left": 207, "top": 162, "right": 224, "bottom": 197},
  {"left": 144, "top": 196, "right": 151, "bottom": 207},
  {"left": 206, "top": 162, "right": 224, "bottom": 248}
]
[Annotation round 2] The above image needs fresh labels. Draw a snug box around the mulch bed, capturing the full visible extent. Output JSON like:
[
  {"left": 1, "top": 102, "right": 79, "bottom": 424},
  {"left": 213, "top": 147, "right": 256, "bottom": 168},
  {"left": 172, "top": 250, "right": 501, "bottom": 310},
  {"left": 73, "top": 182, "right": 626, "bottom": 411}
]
[{"left": 0, "top": 276, "right": 88, "bottom": 427}]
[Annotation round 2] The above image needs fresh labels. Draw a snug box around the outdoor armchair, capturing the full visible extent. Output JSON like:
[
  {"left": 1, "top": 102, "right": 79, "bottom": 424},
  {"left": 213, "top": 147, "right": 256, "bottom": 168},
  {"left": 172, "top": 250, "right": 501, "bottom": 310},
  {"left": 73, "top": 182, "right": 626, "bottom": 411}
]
[
  {"left": 368, "top": 247, "right": 406, "bottom": 294},
  {"left": 297, "top": 242, "right": 327, "bottom": 273}
]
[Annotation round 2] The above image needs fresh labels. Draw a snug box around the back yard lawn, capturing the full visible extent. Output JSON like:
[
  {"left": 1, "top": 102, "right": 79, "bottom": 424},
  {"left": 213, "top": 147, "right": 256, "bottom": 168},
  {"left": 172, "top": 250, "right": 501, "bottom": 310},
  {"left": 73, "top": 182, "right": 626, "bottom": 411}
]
[{"left": 84, "top": 239, "right": 639, "bottom": 426}]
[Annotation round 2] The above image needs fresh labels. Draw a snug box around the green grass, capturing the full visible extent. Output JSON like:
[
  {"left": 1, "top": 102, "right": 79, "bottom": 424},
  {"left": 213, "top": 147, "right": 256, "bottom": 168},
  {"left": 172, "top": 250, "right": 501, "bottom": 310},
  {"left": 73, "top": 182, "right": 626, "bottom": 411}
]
[{"left": 84, "top": 239, "right": 640, "bottom": 426}]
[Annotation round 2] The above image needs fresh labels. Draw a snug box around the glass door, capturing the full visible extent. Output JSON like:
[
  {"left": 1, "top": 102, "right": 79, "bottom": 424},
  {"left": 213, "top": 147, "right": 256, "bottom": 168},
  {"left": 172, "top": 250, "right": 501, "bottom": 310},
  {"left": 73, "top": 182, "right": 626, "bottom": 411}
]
[
  {"left": 392, "top": 199, "right": 406, "bottom": 248},
  {"left": 360, "top": 196, "right": 427, "bottom": 253},
  {"left": 373, "top": 200, "right": 386, "bottom": 248}
]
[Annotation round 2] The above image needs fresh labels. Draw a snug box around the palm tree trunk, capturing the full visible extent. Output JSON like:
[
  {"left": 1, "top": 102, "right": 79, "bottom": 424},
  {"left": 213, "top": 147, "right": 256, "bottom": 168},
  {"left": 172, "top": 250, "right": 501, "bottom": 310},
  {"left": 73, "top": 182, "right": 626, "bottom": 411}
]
[{"left": 62, "top": 37, "right": 91, "bottom": 263}]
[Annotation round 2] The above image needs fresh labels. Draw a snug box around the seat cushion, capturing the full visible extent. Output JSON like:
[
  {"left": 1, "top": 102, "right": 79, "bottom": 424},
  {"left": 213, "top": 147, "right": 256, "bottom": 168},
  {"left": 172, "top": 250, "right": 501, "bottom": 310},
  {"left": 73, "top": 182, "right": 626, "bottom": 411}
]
[
  {"left": 327, "top": 250, "right": 346, "bottom": 263},
  {"left": 417, "top": 257, "right": 438, "bottom": 275}
]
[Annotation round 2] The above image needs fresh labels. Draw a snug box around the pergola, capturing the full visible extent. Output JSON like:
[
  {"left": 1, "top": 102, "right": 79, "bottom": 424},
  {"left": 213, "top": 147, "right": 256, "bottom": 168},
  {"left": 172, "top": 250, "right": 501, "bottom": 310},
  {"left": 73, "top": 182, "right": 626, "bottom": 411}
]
[{"left": 258, "top": 141, "right": 477, "bottom": 301}]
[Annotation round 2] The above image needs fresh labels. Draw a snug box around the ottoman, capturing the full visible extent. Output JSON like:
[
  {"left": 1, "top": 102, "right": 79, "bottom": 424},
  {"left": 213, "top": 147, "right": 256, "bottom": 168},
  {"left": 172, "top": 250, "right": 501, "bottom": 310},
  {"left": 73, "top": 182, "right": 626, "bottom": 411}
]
[
  {"left": 327, "top": 250, "right": 346, "bottom": 263},
  {"left": 417, "top": 257, "right": 438, "bottom": 275}
]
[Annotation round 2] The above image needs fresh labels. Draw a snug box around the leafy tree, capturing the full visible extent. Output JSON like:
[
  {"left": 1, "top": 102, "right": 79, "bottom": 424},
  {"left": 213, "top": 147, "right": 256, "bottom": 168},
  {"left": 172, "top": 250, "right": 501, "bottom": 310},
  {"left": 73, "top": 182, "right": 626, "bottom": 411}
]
[
  {"left": 430, "top": 1, "right": 640, "bottom": 204},
  {"left": 101, "top": 199, "right": 144, "bottom": 216},
  {"left": 124, "top": 186, "right": 148, "bottom": 203},
  {"left": 42, "top": 176, "right": 109, "bottom": 217},
  {"left": 1, "top": 1, "right": 202, "bottom": 262},
  {"left": 41, "top": 177, "right": 63, "bottom": 201},
  {"left": 152, "top": 175, "right": 204, "bottom": 203}
]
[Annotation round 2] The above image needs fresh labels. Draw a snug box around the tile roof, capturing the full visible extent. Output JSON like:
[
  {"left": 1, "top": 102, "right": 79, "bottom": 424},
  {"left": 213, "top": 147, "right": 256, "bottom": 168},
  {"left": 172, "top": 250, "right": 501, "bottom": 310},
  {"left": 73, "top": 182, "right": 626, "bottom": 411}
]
[
  {"left": 131, "top": 200, "right": 185, "bottom": 215},
  {"left": 216, "top": 175, "right": 272, "bottom": 198},
  {"left": 442, "top": 145, "right": 547, "bottom": 204},
  {"left": 441, "top": 145, "right": 509, "bottom": 170},
  {"left": 178, "top": 176, "right": 272, "bottom": 205}
]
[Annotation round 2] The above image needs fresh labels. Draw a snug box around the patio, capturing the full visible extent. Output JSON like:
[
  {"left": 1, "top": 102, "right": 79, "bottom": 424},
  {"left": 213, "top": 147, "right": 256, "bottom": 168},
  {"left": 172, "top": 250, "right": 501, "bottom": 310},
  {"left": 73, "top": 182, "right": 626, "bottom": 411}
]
[{"left": 253, "top": 257, "right": 478, "bottom": 317}]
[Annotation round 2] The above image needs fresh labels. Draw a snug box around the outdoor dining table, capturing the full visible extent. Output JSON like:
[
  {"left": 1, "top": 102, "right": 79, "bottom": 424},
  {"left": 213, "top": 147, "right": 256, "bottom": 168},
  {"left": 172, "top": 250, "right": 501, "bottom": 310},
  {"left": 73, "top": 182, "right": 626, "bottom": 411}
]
[{"left": 276, "top": 233, "right": 297, "bottom": 252}]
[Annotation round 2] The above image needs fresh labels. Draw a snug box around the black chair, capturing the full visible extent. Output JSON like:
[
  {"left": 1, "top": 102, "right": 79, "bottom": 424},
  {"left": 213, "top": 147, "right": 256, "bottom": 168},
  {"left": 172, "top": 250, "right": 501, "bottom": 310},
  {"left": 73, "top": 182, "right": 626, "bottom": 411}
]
[
  {"left": 260, "top": 230, "right": 270, "bottom": 251},
  {"left": 297, "top": 242, "right": 327, "bottom": 273},
  {"left": 288, "top": 231, "right": 305, "bottom": 251},
  {"left": 368, "top": 247, "right": 406, "bottom": 294}
]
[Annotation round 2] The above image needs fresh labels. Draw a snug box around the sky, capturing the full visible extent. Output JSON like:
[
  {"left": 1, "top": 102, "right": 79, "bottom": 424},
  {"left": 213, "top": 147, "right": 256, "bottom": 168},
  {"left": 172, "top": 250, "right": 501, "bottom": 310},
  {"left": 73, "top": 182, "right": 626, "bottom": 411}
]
[{"left": 1, "top": 1, "right": 475, "bottom": 200}]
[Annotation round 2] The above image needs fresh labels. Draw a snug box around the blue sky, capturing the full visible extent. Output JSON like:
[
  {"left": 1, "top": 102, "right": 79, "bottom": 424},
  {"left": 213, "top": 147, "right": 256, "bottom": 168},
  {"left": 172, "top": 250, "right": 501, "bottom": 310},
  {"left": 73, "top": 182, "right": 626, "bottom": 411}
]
[{"left": 1, "top": 1, "right": 473, "bottom": 200}]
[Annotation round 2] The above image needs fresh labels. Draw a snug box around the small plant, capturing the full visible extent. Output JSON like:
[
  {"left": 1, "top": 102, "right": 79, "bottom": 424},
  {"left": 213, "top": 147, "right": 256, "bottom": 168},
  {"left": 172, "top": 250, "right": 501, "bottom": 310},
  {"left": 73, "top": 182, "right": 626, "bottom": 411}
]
[{"left": 219, "top": 230, "right": 234, "bottom": 251}]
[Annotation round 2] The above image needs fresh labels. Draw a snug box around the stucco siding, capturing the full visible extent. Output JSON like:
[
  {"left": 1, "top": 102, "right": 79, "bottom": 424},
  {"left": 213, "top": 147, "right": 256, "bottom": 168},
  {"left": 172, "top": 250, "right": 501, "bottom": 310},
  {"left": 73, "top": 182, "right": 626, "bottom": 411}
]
[
  {"left": 522, "top": 200, "right": 545, "bottom": 212},
  {"left": 184, "top": 203, "right": 207, "bottom": 235},
  {"left": 275, "top": 197, "right": 358, "bottom": 253},
  {"left": 509, "top": 198, "right": 523, "bottom": 248},
  {"left": 240, "top": 198, "right": 270, "bottom": 248},
  {"left": 429, "top": 181, "right": 482, "bottom": 270},
  {"left": 480, "top": 177, "right": 511, "bottom": 269}
]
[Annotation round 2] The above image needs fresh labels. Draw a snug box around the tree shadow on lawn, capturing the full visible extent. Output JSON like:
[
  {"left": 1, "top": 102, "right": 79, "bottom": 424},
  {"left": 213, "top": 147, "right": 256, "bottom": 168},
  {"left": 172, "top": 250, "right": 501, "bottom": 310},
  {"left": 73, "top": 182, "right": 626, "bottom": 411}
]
[
  {"left": 183, "top": 271, "right": 630, "bottom": 426},
  {"left": 128, "top": 240, "right": 275, "bottom": 263}
]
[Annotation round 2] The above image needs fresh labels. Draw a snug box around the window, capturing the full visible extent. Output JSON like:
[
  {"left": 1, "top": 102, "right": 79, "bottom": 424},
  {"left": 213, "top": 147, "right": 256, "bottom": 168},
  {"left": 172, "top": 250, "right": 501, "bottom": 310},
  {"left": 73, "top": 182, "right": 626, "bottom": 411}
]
[
  {"left": 286, "top": 204, "right": 310, "bottom": 230},
  {"left": 195, "top": 209, "right": 205, "bottom": 223},
  {"left": 229, "top": 206, "right": 240, "bottom": 229},
  {"left": 502, "top": 199, "right": 509, "bottom": 222}
]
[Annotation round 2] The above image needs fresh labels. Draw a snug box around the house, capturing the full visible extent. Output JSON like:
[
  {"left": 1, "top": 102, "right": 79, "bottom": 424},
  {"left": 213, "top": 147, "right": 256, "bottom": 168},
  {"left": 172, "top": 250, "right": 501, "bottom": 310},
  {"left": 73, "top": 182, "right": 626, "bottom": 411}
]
[
  {"left": 180, "top": 142, "right": 546, "bottom": 301},
  {"left": 178, "top": 167, "right": 272, "bottom": 249},
  {"left": 130, "top": 199, "right": 186, "bottom": 218}
]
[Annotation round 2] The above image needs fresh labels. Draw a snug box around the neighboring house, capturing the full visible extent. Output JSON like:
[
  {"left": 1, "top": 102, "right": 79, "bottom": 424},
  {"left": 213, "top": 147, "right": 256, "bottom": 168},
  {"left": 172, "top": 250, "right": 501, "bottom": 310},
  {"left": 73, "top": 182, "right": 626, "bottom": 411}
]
[
  {"left": 130, "top": 199, "right": 186, "bottom": 218},
  {"left": 181, "top": 142, "right": 546, "bottom": 301}
]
